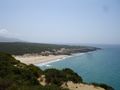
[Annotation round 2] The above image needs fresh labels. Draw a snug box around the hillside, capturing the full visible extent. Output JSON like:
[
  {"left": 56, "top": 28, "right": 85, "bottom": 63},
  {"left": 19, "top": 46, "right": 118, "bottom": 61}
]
[
  {"left": 0, "top": 42, "right": 98, "bottom": 55},
  {"left": 0, "top": 36, "right": 21, "bottom": 42},
  {"left": 0, "top": 52, "right": 114, "bottom": 90}
]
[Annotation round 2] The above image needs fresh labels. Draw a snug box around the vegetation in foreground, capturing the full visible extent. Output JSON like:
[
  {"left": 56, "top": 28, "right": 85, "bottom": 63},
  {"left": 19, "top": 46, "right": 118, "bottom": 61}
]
[{"left": 0, "top": 52, "right": 114, "bottom": 90}]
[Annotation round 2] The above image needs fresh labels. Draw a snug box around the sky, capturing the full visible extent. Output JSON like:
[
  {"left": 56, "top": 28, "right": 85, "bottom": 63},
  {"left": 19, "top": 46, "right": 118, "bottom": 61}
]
[{"left": 0, "top": 0, "right": 120, "bottom": 44}]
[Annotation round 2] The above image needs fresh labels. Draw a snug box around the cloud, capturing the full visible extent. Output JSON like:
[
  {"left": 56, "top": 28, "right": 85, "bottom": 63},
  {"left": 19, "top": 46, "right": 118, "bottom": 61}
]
[
  {"left": 0, "top": 29, "right": 9, "bottom": 35},
  {"left": 0, "top": 28, "right": 18, "bottom": 38}
]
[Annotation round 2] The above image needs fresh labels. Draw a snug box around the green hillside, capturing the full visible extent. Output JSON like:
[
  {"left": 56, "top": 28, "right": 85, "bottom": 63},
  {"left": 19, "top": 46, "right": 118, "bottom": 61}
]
[{"left": 0, "top": 42, "right": 97, "bottom": 55}]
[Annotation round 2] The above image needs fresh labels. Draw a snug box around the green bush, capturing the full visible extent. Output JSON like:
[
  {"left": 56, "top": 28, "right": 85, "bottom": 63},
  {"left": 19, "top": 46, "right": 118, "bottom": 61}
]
[
  {"left": 44, "top": 68, "right": 83, "bottom": 86},
  {"left": 62, "top": 68, "right": 83, "bottom": 83},
  {"left": 27, "top": 64, "right": 43, "bottom": 78}
]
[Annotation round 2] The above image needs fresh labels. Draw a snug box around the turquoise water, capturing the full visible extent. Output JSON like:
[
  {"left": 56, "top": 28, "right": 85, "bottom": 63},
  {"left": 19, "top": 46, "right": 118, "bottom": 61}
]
[{"left": 38, "top": 45, "right": 120, "bottom": 90}]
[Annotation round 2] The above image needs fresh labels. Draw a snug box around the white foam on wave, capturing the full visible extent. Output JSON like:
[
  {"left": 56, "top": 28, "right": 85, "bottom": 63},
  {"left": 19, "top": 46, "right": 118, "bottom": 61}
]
[
  {"left": 46, "top": 64, "right": 51, "bottom": 67},
  {"left": 36, "top": 53, "right": 85, "bottom": 67},
  {"left": 36, "top": 58, "right": 64, "bottom": 66}
]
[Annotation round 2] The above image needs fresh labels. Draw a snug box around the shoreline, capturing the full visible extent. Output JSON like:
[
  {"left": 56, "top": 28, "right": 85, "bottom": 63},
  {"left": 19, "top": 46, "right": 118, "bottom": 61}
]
[
  {"left": 36, "top": 53, "right": 85, "bottom": 66},
  {"left": 14, "top": 53, "right": 85, "bottom": 66}
]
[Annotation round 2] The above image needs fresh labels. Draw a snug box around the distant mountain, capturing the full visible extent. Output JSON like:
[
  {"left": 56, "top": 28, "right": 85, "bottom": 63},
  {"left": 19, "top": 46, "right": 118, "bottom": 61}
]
[{"left": 0, "top": 36, "right": 22, "bottom": 42}]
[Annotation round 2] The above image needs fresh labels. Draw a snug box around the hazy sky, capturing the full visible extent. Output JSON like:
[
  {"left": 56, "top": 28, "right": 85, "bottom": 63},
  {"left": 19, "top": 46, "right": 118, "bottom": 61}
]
[{"left": 0, "top": 0, "right": 120, "bottom": 44}]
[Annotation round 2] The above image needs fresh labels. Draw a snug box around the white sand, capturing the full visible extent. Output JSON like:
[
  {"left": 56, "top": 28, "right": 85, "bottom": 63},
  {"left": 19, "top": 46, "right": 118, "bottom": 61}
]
[
  {"left": 14, "top": 53, "right": 85, "bottom": 66},
  {"left": 62, "top": 81, "right": 105, "bottom": 90},
  {"left": 14, "top": 54, "right": 68, "bottom": 65}
]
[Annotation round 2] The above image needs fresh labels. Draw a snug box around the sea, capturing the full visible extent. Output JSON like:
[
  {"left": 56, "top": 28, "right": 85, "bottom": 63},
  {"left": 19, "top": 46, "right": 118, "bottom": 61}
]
[{"left": 37, "top": 45, "right": 120, "bottom": 90}]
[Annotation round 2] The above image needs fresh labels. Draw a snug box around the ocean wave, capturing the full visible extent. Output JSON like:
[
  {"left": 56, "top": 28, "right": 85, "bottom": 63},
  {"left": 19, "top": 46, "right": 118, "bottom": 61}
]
[{"left": 36, "top": 53, "right": 85, "bottom": 67}]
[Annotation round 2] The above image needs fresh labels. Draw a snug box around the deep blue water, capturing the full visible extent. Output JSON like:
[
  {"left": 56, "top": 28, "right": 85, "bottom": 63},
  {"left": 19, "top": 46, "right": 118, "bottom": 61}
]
[{"left": 38, "top": 45, "right": 120, "bottom": 90}]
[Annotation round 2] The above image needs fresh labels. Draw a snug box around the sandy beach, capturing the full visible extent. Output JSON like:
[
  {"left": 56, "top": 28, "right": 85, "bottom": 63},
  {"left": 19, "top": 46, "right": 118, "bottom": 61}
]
[
  {"left": 14, "top": 54, "right": 68, "bottom": 65},
  {"left": 62, "top": 81, "right": 105, "bottom": 90}
]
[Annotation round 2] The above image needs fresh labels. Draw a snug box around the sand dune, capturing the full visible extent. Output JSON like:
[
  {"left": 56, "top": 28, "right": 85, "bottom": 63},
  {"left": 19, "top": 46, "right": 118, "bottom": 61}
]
[{"left": 62, "top": 81, "right": 105, "bottom": 90}]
